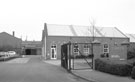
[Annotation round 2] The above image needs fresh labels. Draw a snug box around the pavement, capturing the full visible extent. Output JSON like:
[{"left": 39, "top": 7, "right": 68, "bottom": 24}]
[
  {"left": 71, "top": 68, "right": 135, "bottom": 82},
  {"left": 43, "top": 59, "right": 61, "bottom": 66},
  {"left": 0, "top": 55, "right": 91, "bottom": 82}
]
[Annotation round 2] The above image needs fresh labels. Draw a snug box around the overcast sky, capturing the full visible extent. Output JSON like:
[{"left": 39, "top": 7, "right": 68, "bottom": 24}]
[{"left": 0, "top": 0, "right": 135, "bottom": 41}]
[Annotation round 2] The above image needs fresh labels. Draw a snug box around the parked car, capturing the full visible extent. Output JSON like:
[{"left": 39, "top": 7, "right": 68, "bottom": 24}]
[
  {"left": 8, "top": 51, "right": 16, "bottom": 56},
  {"left": 0, "top": 52, "right": 9, "bottom": 58},
  {"left": 0, "top": 52, "right": 7, "bottom": 57}
]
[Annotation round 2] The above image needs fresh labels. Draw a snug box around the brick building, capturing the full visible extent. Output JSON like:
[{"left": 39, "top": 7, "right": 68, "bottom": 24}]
[{"left": 42, "top": 23, "right": 129, "bottom": 60}]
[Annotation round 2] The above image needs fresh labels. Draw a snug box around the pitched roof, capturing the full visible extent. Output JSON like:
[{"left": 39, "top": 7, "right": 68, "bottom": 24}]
[
  {"left": 46, "top": 24, "right": 127, "bottom": 38},
  {"left": 0, "top": 32, "right": 21, "bottom": 40},
  {"left": 125, "top": 34, "right": 135, "bottom": 42}
]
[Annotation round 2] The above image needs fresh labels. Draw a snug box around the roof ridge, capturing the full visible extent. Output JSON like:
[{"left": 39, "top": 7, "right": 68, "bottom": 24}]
[
  {"left": 46, "top": 23, "right": 70, "bottom": 26},
  {"left": 47, "top": 23, "right": 118, "bottom": 28},
  {"left": 0, "top": 32, "right": 21, "bottom": 40}
]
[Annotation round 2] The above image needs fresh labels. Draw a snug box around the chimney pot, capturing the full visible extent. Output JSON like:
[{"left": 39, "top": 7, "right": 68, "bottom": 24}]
[{"left": 13, "top": 31, "right": 15, "bottom": 37}]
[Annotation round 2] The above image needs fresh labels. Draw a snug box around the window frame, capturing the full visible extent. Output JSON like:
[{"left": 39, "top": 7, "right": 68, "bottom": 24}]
[
  {"left": 83, "top": 44, "right": 89, "bottom": 55},
  {"left": 50, "top": 44, "right": 57, "bottom": 59},
  {"left": 73, "top": 44, "right": 79, "bottom": 55},
  {"left": 103, "top": 44, "right": 109, "bottom": 54}
]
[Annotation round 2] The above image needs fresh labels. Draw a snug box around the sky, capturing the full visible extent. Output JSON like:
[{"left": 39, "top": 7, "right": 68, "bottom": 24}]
[{"left": 0, "top": 0, "right": 135, "bottom": 41}]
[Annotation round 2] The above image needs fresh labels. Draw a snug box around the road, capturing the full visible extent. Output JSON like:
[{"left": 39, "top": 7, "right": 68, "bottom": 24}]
[{"left": 0, "top": 55, "right": 92, "bottom": 82}]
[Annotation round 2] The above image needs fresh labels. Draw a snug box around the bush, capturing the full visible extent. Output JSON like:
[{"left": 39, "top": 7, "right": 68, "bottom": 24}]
[
  {"left": 127, "top": 58, "right": 135, "bottom": 66},
  {"left": 127, "top": 51, "right": 135, "bottom": 59},
  {"left": 95, "top": 58, "right": 133, "bottom": 76},
  {"left": 0, "top": 55, "right": 21, "bottom": 62},
  {"left": 71, "top": 54, "right": 93, "bottom": 59},
  {"left": 131, "top": 67, "right": 135, "bottom": 79}
]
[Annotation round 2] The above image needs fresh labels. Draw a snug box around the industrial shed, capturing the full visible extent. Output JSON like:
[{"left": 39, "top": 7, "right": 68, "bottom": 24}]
[
  {"left": 0, "top": 32, "right": 22, "bottom": 54},
  {"left": 42, "top": 23, "right": 129, "bottom": 60}
]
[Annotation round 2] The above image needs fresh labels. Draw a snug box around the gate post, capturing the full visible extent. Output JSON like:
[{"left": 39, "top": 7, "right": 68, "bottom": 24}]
[
  {"left": 61, "top": 45, "right": 64, "bottom": 67},
  {"left": 92, "top": 40, "right": 101, "bottom": 70},
  {"left": 121, "top": 41, "right": 129, "bottom": 60},
  {"left": 68, "top": 42, "right": 71, "bottom": 71}
]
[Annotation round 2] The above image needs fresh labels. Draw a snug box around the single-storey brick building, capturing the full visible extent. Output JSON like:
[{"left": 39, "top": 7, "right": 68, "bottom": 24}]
[{"left": 42, "top": 23, "right": 129, "bottom": 60}]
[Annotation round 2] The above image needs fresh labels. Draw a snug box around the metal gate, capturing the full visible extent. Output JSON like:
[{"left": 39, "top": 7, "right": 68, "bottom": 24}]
[
  {"left": 61, "top": 42, "right": 94, "bottom": 71},
  {"left": 61, "top": 43, "right": 71, "bottom": 71}
]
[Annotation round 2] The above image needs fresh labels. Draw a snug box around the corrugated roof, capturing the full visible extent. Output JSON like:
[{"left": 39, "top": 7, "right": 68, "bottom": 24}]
[
  {"left": 126, "top": 34, "right": 135, "bottom": 42},
  {"left": 46, "top": 24, "right": 127, "bottom": 38}
]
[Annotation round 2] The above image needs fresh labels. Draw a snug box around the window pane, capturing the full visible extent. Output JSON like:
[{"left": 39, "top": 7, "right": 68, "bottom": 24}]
[
  {"left": 84, "top": 44, "right": 89, "bottom": 48},
  {"left": 74, "top": 44, "right": 79, "bottom": 53},
  {"left": 104, "top": 49, "right": 108, "bottom": 53},
  {"left": 104, "top": 44, "right": 108, "bottom": 48}
]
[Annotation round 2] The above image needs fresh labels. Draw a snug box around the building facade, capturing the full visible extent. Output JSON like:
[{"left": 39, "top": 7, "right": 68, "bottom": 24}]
[
  {"left": 42, "top": 23, "right": 129, "bottom": 60},
  {"left": 0, "top": 32, "right": 22, "bottom": 54},
  {"left": 22, "top": 41, "right": 42, "bottom": 55}
]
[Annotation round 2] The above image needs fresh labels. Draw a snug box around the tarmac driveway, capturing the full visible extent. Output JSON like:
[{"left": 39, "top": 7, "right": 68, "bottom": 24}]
[{"left": 0, "top": 55, "right": 91, "bottom": 82}]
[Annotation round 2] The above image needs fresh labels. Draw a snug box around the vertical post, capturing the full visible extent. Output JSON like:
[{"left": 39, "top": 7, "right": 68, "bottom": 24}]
[
  {"left": 67, "top": 43, "right": 70, "bottom": 71},
  {"left": 61, "top": 45, "right": 63, "bottom": 67},
  {"left": 68, "top": 42, "right": 71, "bottom": 71},
  {"left": 67, "top": 44, "right": 69, "bottom": 71},
  {"left": 92, "top": 41, "right": 101, "bottom": 69},
  {"left": 73, "top": 43, "right": 74, "bottom": 70},
  {"left": 91, "top": 25, "right": 95, "bottom": 69}
]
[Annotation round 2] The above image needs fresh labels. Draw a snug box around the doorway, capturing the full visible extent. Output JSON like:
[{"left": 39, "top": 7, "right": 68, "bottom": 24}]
[
  {"left": 25, "top": 49, "right": 37, "bottom": 55},
  {"left": 51, "top": 44, "right": 57, "bottom": 59}
]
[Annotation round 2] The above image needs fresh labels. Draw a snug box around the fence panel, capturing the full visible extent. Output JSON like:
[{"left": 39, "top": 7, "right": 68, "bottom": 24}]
[{"left": 61, "top": 42, "right": 93, "bottom": 71}]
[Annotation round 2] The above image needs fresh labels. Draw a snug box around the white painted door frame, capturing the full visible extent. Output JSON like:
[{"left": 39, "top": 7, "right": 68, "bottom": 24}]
[{"left": 51, "top": 45, "right": 57, "bottom": 59}]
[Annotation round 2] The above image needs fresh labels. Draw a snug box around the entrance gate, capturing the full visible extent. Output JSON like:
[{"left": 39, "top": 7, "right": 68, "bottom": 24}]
[{"left": 61, "top": 42, "right": 94, "bottom": 71}]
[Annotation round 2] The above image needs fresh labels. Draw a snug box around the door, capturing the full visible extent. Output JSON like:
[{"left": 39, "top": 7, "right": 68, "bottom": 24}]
[{"left": 51, "top": 45, "right": 57, "bottom": 59}]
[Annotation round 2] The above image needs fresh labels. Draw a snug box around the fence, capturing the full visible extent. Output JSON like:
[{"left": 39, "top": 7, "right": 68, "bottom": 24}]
[{"left": 61, "top": 42, "right": 94, "bottom": 71}]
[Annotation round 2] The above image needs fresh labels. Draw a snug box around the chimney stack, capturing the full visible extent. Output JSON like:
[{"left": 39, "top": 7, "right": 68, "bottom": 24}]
[{"left": 13, "top": 31, "right": 15, "bottom": 37}]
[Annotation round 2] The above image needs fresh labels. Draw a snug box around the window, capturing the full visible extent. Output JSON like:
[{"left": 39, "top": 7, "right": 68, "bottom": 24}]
[
  {"left": 73, "top": 44, "right": 79, "bottom": 55},
  {"left": 51, "top": 45, "right": 56, "bottom": 48},
  {"left": 103, "top": 44, "right": 109, "bottom": 53},
  {"left": 101, "top": 44, "right": 109, "bottom": 58},
  {"left": 83, "top": 44, "right": 89, "bottom": 55}
]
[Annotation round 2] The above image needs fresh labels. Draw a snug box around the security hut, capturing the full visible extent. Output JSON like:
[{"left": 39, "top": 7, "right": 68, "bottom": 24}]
[{"left": 42, "top": 23, "right": 129, "bottom": 60}]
